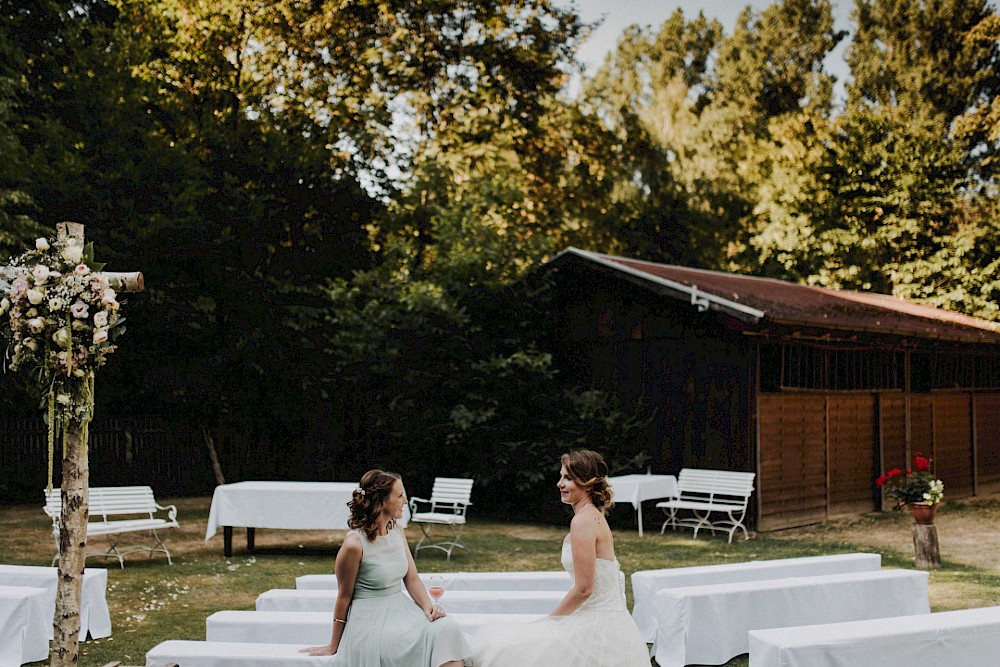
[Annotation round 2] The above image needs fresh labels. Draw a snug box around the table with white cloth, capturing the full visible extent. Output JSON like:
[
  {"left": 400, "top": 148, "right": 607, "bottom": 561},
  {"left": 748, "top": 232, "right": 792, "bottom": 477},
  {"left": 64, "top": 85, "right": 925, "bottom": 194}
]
[
  {"left": 0, "top": 565, "right": 112, "bottom": 640},
  {"left": 0, "top": 585, "right": 50, "bottom": 666},
  {"left": 296, "top": 569, "right": 625, "bottom": 594},
  {"left": 256, "top": 588, "right": 565, "bottom": 615},
  {"left": 651, "top": 569, "right": 930, "bottom": 667},
  {"left": 631, "top": 552, "right": 882, "bottom": 642},
  {"left": 205, "top": 481, "right": 408, "bottom": 557},
  {"left": 607, "top": 474, "right": 678, "bottom": 536},
  {"left": 206, "top": 609, "right": 545, "bottom": 645},
  {"left": 146, "top": 640, "right": 336, "bottom": 667},
  {"left": 748, "top": 606, "right": 1000, "bottom": 667}
]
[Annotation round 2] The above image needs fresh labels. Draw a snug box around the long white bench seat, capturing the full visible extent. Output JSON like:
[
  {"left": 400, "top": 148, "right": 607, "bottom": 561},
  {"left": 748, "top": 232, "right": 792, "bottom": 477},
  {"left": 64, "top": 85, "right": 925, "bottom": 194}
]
[
  {"left": 44, "top": 486, "right": 179, "bottom": 567},
  {"left": 206, "top": 610, "right": 545, "bottom": 644},
  {"left": 631, "top": 553, "right": 882, "bottom": 641},
  {"left": 0, "top": 564, "right": 112, "bottom": 640},
  {"left": 257, "top": 588, "right": 565, "bottom": 615},
  {"left": 749, "top": 606, "right": 1000, "bottom": 667},
  {"left": 296, "top": 569, "right": 625, "bottom": 594},
  {"left": 146, "top": 640, "right": 335, "bottom": 667},
  {"left": 652, "top": 569, "right": 930, "bottom": 667}
]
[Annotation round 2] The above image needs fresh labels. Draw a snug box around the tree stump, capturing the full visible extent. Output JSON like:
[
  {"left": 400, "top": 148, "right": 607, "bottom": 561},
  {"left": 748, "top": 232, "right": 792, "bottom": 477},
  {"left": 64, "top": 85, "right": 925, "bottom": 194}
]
[{"left": 912, "top": 523, "right": 940, "bottom": 569}]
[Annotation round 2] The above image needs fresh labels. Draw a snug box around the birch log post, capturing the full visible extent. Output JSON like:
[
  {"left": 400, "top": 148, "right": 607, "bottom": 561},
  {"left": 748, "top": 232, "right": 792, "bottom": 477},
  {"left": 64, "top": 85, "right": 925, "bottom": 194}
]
[
  {"left": 2, "top": 222, "right": 144, "bottom": 667},
  {"left": 912, "top": 524, "right": 941, "bottom": 569}
]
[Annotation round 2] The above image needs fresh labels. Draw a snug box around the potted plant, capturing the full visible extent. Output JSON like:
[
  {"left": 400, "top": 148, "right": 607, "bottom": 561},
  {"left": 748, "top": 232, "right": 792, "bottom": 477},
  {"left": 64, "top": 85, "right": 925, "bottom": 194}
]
[{"left": 876, "top": 452, "right": 944, "bottom": 524}]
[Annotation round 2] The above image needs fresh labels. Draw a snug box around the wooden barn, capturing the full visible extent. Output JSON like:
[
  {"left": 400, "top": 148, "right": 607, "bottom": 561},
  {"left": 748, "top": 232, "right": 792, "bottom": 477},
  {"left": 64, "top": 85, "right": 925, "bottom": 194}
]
[{"left": 539, "top": 248, "right": 1000, "bottom": 530}]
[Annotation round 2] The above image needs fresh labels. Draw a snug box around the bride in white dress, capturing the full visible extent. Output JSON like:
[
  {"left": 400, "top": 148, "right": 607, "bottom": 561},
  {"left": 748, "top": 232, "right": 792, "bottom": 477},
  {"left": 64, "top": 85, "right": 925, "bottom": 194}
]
[{"left": 470, "top": 450, "right": 651, "bottom": 667}]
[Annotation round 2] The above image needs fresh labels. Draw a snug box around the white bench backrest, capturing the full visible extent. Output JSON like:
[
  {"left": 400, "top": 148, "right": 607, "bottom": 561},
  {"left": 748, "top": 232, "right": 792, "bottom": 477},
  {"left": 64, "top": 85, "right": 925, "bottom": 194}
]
[
  {"left": 677, "top": 469, "right": 756, "bottom": 500},
  {"left": 429, "top": 477, "right": 474, "bottom": 506},
  {"left": 44, "top": 486, "right": 161, "bottom": 521}
]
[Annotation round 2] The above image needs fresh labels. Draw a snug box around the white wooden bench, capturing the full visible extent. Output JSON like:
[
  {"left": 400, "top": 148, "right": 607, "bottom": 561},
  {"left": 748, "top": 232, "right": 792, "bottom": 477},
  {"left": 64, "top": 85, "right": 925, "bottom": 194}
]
[
  {"left": 656, "top": 468, "right": 755, "bottom": 542},
  {"left": 408, "top": 477, "right": 473, "bottom": 560},
  {"left": 44, "top": 485, "right": 179, "bottom": 568}
]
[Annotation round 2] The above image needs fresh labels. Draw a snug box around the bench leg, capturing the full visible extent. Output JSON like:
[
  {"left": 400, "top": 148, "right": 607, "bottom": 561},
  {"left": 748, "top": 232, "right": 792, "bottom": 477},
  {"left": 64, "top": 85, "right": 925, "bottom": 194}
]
[{"left": 659, "top": 506, "right": 681, "bottom": 535}]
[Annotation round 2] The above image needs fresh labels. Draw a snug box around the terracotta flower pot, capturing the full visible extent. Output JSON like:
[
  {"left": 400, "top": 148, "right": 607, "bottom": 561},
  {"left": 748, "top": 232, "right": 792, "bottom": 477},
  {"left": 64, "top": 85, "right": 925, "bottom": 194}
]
[{"left": 909, "top": 502, "right": 938, "bottom": 525}]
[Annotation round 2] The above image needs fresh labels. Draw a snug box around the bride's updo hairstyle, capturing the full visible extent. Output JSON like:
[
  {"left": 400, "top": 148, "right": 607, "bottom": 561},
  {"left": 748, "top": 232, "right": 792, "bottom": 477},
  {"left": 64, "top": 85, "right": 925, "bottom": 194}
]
[
  {"left": 348, "top": 469, "right": 402, "bottom": 541},
  {"left": 561, "top": 449, "right": 614, "bottom": 513}
]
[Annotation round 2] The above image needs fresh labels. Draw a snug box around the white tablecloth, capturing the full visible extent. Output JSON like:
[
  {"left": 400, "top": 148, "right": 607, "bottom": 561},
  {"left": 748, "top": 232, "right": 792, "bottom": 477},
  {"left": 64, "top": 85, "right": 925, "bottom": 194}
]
[
  {"left": 608, "top": 474, "right": 678, "bottom": 536},
  {"left": 207, "top": 481, "right": 408, "bottom": 541},
  {"left": 256, "top": 588, "right": 564, "bottom": 615},
  {"left": 146, "top": 640, "right": 336, "bottom": 667},
  {"left": 206, "top": 610, "right": 545, "bottom": 644},
  {"left": 296, "top": 570, "right": 625, "bottom": 595},
  {"left": 631, "top": 553, "right": 882, "bottom": 641},
  {"left": 0, "top": 565, "right": 112, "bottom": 640},
  {"left": 749, "top": 606, "right": 1000, "bottom": 667},
  {"left": 0, "top": 586, "right": 49, "bottom": 666},
  {"left": 652, "top": 569, "right": 930, "bottom": 667}
]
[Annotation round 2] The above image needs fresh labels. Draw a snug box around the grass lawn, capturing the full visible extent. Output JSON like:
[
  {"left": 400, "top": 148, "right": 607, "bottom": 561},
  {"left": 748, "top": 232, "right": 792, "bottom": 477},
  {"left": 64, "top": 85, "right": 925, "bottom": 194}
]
[{"left": 4, "top": 494, "right": 1000, "bottom": 666}]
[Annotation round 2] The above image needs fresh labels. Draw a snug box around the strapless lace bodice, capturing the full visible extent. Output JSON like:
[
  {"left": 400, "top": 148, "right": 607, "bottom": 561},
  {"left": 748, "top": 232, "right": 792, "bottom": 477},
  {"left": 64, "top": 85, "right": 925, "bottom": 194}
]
[{"left": 561, "top": 539, "right": 627, "bottom": 612}]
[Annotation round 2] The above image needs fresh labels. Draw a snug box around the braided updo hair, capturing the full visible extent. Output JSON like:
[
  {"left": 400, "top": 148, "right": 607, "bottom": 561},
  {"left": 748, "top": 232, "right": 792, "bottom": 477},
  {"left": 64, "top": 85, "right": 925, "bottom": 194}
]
[
  {"left": 560, "top": 449, "right": 614, "bottom": 513},
  {"left": 348, "top": 469, "right": 402, "bottom": 541}
]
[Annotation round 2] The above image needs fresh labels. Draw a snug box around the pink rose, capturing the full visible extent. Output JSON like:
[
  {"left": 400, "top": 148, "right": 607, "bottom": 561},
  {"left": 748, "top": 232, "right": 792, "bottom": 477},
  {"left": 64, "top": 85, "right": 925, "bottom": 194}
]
[
  {"left": 101, "top": 295, "right": 120, "bottom": 311},
  {"left": 10, "top": 277, "right": 29, "bottom": 299},
  {"left": 90, "top": 274, "right": 109, "bottom": 292},
  {"left": 93, "top": 328, "right": 109, "bottom": 344},
  {"left": 70, "top": 301, "right": 89, "bottom": 319},
  {"left": 74, "top": 264, "right": 91, "bottom": 276}
]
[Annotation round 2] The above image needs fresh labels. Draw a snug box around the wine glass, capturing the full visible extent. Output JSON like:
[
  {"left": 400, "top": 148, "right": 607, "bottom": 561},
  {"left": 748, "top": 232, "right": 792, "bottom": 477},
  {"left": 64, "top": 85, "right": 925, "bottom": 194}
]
[{"left": 427, "top": 575, "right": 445, "bottom": 602}]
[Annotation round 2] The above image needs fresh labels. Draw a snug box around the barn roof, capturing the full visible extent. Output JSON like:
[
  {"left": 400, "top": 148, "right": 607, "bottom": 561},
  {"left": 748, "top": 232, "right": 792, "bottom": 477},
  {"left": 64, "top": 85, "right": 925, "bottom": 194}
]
[{"left": 545, "top": 248, "right": 1000, "bottom": 345}]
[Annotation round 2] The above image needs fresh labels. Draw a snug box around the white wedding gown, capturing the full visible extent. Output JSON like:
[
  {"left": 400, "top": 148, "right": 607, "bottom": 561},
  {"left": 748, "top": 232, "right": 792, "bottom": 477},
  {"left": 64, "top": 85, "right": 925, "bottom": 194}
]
[{"left": 469, "top": 539, "right": 650, "bottom": 666}]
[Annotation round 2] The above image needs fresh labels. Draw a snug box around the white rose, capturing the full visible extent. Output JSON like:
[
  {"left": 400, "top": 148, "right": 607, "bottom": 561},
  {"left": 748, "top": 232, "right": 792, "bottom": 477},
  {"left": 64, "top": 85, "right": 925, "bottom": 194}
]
[
  {"left": 52, "top": 327, "right": 72, "bottom": 347},
  {"left": 35, "top": 237, "right": 50, "bottom": 251},
  {"left": 27, "top": 289, "right": 45, "bottom": 305},
  {"left": 32, "top": 265, "right": 50, "bottom": 284},
  {"left": 90, "top": 274, "right": 109, "bottom": 292},
  {"left": 62, "top": 244, "right": 83, "bottom": 264},
  {"left": 27, "top": 317, "right": 45, "bottom": 334},
  {"left": 0, "top": 297, "right": 9, "bottom": 314},
  {"left": 102, "top": 287, "right": 117, "bottom": 301},
  {"left": 101, "top": 295, "right": 120, "bottom": 311},
  {"left": 23, "top": 338, "right": 38, "bottom": 353},
  {"left": 93, "top": 328, "right": 109, "bottom": 344},
  {"left": 93, "top": 310, "right": 109, "bottom": 328},
  {"left": 56, "top": 393, "right": 72, "bottom": 405}
]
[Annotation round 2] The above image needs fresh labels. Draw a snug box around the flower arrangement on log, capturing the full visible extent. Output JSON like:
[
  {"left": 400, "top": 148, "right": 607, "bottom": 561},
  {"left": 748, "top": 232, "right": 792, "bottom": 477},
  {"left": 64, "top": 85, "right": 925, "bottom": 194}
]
[
  {"left": 1, "top": 235, "right": 126, "bottom": 487},
  {"left": 876, "top": 451, "right": 944, "bottom": 509}
]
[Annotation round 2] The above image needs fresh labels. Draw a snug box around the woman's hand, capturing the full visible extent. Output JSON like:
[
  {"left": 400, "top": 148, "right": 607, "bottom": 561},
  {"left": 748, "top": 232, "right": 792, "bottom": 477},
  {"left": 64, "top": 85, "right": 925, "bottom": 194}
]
[
  {"left": 299, "top": 644, "right": 337, "bottom": 656},
  {"left": 425, "top": 602, "right": 447, "bottom": 621}
]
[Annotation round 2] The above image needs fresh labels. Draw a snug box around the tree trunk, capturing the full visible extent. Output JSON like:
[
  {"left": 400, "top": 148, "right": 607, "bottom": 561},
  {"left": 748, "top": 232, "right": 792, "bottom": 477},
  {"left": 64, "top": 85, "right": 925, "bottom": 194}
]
[
  {"left": 203, "top": 427, "right": 226, "bottom": 486},
  {"left": 51, "top": 421, "right": 89, "bottom": 666},
  {"left": 912, "top": 523, "right": 941, "bottom": 570}
]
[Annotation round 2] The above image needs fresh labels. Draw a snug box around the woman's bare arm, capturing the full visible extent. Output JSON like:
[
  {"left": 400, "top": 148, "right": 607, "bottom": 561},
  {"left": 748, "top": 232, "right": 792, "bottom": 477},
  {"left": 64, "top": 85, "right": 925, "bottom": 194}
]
[{"left": 300, "top": 533, "right": 362, "bottom": 655}]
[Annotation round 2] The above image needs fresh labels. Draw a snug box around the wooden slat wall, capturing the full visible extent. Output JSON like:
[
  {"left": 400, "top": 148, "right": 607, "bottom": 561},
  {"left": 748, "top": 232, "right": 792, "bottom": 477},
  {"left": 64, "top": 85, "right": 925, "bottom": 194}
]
[
  {"left": 878, "top": 394, "right": 907, "bottom": 510},
  {"left": 758, "top": 394, "right": 827, "bottom": 530},
  {"left": 934, "top": 394, "right": 974, "bottom": 498},
  {"left": 827, "top": 395, "right": 876, "bottom": 515},
  {"left": 975, "top": 393, "right": 1000, "bottom": 492}
]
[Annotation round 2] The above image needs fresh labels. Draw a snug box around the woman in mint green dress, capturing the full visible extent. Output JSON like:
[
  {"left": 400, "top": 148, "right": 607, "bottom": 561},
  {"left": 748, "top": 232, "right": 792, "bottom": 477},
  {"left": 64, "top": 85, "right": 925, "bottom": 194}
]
[{"left": 301, "top": 470, "right": 471, "bottom": 666}]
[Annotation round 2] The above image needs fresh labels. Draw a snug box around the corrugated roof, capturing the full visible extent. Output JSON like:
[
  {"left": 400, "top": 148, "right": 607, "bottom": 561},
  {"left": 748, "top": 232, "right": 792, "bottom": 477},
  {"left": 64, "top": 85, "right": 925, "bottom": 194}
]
[{"left": 547, "top": 248, "right": 1000, "bottom": 345}]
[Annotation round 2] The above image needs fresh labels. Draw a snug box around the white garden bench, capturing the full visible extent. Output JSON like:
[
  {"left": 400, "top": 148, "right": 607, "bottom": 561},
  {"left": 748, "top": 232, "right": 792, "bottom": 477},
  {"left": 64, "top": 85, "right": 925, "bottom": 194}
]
[
  {"left": 656, "top": 468, "right": 756, "bottom": 543},
  {"left": 44, "top": 485, "right": 179, "bottom": 568}
]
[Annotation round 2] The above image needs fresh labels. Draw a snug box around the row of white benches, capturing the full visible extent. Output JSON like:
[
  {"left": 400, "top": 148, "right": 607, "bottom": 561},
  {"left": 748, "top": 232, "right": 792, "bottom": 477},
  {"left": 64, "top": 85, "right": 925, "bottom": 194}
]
[{"left": 146, "top": 554, "right": 1000, "bottom": 667}]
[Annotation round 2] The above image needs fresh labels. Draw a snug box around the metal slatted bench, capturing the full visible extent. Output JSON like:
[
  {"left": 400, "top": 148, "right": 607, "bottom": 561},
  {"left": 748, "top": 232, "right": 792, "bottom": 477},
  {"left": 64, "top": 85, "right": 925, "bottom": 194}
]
[
  {"left": 44, "top": 485, "right": 179, "bottom": 568},
  {"left": 656, "top": 468, "right": 756, "bottom": 543}
]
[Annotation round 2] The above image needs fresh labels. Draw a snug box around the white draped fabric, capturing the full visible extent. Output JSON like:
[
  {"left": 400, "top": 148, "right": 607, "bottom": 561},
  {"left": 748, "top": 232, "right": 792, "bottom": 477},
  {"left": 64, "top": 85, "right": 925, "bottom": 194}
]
[
  {"left": 206, "top": 481, "right": 408, "bottom": 541},
  {"left": 205, "top": 610, "right": 545, "bottom": 645},
  {"left": 607, "top": 475, "right": 678, "bottom": 536},
  {"left": 0, "top": 586, "right": 49, "bottom": 666},
  {"left": 296, "top": 570, "right": 625, "bottom": 595},
  {"left": 749, "top": 606, "right": 1000, "bottom": 667},
  {"left": 256, "top": 588, "right": 565, "bottom": 615},
  {"left": 146, "top": 640, "right": 336, "bottom": 667},
  {"left": 0, "top": 565, "right": 112, "bottom": 640},
  {"left": 652, "top": 569, "right": 930, "bottom": 667},
  {"left": 631, "top": 552, "right": 882, "bottom": 641}
]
